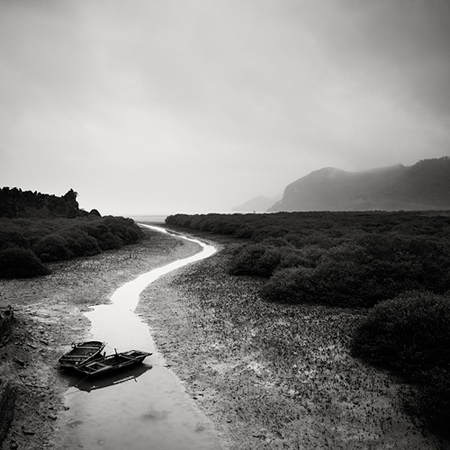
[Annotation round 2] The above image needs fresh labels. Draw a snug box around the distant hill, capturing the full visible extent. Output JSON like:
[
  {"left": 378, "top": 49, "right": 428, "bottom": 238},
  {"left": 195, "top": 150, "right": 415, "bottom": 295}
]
[
  {"left": 233, "top": 195, "right": 282, "bottom": 212},
  {"left": 0, "top": 187, "right": 101, "bottom": 218},
  {"left": 269, "top": 157, "right": 450, "bottom": 212}
]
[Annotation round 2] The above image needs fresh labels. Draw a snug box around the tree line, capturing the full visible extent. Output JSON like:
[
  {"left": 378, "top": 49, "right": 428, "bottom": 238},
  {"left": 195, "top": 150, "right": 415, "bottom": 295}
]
[{"left": 0, "top": 187, "right": 99, "bottom": 219}]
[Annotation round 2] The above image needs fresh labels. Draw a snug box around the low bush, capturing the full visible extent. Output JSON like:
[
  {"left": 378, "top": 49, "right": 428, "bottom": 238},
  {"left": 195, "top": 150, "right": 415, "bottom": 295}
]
[
  {"left": 259, "top": 267, "right": 316, "bottom": 303},
  {"left": 33, "top": 234, "right": 71, "bottom": 262},
  {"left": 350, "top": 291, "right": 450, "bottom": 433},
  {"left": 0, "top": 229, "right": 30, "bottom": 249},
  {"left": 0, "top": 216, "right": 143, "bottom": 278},
  {"left": 0, "top": 248, "right": 50, "bottom": 278},
  {"left": 228, "top": 244, "right": 282, "bottom": 277},
  {"left": 81, "top": 223, "right": 123, "bottom": 250},
  {"left": 259, "top": 234, "right": 450, "bottom": 307},
  {"left": 62, "top": 230, "right": 100, "bottom": 257},
  {"left": 103, "top": 216, "right": 142, "bottom": 244},
  {"left": 350, "top": 291, "right": 450, "bottom": 375}
]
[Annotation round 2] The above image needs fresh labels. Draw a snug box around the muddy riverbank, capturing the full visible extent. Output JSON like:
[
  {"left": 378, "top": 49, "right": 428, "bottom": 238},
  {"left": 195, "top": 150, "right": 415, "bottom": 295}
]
[
  {"left": 137, "top": 229, "right": 449, "bottom": 450},
  {"left": 0, "top": 226, "right": 201, "bottom": 450},
  {"left": 1, "top": 224, "right": 448, "bottom": 449}
]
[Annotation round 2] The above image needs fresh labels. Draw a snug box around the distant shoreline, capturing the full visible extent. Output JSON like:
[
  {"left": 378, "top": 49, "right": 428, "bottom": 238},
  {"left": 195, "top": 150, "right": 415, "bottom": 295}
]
[{"left": 130, "top": 214, "right": 168, "bottom": 224}]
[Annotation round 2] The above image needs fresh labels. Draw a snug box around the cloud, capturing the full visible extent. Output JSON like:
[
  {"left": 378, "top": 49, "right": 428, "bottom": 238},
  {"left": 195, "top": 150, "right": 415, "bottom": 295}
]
[{"left": 1, "top": 0, "right": 449, "bottom": 215}]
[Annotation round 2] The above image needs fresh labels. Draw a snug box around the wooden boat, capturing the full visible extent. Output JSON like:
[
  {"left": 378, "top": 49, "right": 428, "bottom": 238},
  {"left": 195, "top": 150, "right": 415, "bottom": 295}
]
[
  {"left": 74, "top": 350, "right": 152, "bottom": 377},
  {"left": 58, "top": 341, "right": 106, "bottom": 369}
]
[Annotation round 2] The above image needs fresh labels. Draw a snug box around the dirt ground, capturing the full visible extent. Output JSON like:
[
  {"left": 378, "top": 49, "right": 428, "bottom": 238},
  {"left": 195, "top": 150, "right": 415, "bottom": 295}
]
[{"left": 1, "top": 225, "right": 449, "bottom": 450}]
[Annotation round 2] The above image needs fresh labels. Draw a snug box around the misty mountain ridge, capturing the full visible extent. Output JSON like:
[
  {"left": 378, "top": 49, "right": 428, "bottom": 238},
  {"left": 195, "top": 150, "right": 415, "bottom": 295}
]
[
  {"left": 233, "top": 195, "right": 282, "bottom": 212},
  {"left": 269, "top": 157, "right": 450, "bottom": 212}
]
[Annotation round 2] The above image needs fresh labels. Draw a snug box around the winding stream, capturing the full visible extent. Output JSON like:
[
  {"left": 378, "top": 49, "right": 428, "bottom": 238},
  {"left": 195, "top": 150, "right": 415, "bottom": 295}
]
[{"left": 57, "top": 225, "right": 222, "bottom": 450}]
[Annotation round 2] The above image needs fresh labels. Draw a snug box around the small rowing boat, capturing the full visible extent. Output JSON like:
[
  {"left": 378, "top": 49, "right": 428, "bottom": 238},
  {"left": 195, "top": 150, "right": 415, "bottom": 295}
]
[
  {"left": 58, "top": 341, "right": 106, "bottom": 369},
  {"left": 74, "top": 350, "right": 152, "bottom": 377}
]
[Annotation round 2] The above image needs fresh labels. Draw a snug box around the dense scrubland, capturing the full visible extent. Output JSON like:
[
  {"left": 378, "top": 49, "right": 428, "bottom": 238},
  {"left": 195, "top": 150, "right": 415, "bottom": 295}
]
[
  {"left": 0, "top": 216, "right": 143, "bottom": 278},
  {"left": 0, "top": 188, "right": 143, "bottom": 279},
  {"left": 166, "top": 211, "right": 450, "bottom": 436}
]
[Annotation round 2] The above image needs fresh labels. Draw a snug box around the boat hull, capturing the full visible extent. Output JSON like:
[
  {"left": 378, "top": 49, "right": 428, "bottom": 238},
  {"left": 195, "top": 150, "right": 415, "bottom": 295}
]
[
  {"left": 74, "top": 350, "right": 152, "bottom": 377},
  {"left": 58, "top": 341, "right": 106, "bottom": 369}
]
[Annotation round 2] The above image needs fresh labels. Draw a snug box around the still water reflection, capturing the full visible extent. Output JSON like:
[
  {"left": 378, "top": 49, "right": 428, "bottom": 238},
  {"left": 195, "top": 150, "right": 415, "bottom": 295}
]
[{"left": 57, "top": 225, "right": 222, "bottom": 450}]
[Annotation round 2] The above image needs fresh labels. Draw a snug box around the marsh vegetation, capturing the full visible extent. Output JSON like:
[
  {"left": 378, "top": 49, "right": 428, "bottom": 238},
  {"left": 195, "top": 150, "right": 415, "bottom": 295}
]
[
  {"left": 0, "top": 216, "right": 143, "bottom": 278},
  {"left": 166, "top": 211, "right": 450, "bottom": 439}
]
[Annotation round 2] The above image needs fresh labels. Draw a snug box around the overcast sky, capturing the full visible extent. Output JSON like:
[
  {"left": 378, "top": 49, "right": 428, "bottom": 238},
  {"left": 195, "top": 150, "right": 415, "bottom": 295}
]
[{"left": 1, "top": 0, "right": 450, "bottom": 216}]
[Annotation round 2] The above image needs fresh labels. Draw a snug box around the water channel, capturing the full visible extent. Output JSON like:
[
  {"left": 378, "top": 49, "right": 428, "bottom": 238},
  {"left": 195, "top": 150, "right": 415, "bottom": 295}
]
[{"left": 57, "top": 225, "right": 222, "bottom": 450}]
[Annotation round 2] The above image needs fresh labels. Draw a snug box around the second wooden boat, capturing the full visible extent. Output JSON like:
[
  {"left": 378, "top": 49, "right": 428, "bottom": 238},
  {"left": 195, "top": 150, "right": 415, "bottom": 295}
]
[
  {"left": 58, "top": 341, "right": 106, "bottom": 369},
  {"left": 74, "top": 350, "right": 152, "bottom": 377}
]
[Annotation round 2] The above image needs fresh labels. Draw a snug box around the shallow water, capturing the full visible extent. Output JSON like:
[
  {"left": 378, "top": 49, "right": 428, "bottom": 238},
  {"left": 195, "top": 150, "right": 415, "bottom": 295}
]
[{"left": 57, "top": 225, "right": 222, "bottom": 450}]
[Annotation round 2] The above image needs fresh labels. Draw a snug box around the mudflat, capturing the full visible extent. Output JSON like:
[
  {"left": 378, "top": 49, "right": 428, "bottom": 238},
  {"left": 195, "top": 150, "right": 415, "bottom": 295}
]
[
  {"left": 0, "top": 226, "right": 199, "bottom": 450},
  {"left": 0, "top": 225, "right": 447, "bottom": 449},
  {"left": 138, "top": 230, "right": 448, "bottom": 450}
]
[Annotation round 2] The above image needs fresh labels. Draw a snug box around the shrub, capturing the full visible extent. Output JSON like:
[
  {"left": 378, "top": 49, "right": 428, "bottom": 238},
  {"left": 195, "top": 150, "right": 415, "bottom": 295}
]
[
  {"left": 251, "top": 226, "right": 290, "bottom": 242},
  {"left": 260, "top": 243, "right": 378, "bottom": 307},
  {"left": 62, "top": 230, "right": 100, "bottom": 257},
  {"left": 285, "top": 244, "right": 327, "bottom": 268},
  {"left": 358, "top": 234, "right": 450, "bottom": 294},
  {"left": 0, "top": 215, "right": 143, "bottom": 278},
  {"left": 350, "top": 291, "right": 450, "bottom": 375},
  {"left": 33, "top": 234, "right": 71, "bottom": 262},
  {"left": 228, "top": 244, "right": 282, "bottom": 277},
  {"left": 259, "top": 235, "right": 450, "bottom": 308},
  {"left": 81, "top": 224, "right": 123, "bottom": 250},
  {"left": 259, "top": 267, "right": 316, "bottom": 303},
  {"left": 0, "top": 229, "right": 30, "bottom": 250},
  {"left": 311, "top": 258, "right": 374, "bottom": 307},
  {"left": 221, "top": 221, "right": 240, "bottom": 235},
  {"left": 350, "top": 291, "right": 450, "bottom": 434},
  {"left": 0, "top": 248, "right": 50, "bottom": 278},
  {"left": 103, "top": 216, "right": 142, "bottom": 244},
  {"left": 235, "top": 225, "right": 254, "bottom": 239}
]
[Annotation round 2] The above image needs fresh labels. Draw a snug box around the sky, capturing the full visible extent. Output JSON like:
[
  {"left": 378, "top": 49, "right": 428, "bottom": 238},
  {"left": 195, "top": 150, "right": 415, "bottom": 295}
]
[{"left": 1, "top": 0, "right": 450, "bottom": 216}]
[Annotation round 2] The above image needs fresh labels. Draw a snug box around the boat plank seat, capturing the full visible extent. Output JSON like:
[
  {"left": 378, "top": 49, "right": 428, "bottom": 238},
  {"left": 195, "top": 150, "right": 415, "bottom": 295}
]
[{"left": 71, "top": 347, "right": 101, "bottom": 351}]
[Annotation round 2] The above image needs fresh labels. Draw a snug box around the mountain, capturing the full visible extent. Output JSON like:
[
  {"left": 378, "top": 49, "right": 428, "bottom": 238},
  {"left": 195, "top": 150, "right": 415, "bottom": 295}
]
[
  {"left": 233, "top": 195, "right": 282, "bottom": 212},
  {"left": 269, "top": 157, "right": 450, "bottom": 212}
]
